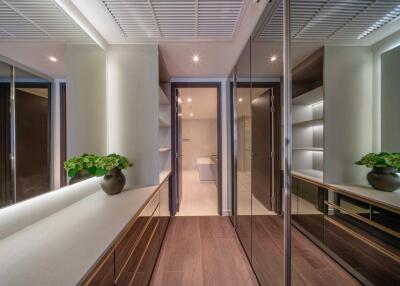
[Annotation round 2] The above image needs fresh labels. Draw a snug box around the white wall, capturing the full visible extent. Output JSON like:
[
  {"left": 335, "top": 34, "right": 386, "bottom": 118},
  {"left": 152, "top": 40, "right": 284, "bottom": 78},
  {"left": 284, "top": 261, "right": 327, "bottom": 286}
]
[
  {"left": 182, "top": 119, "right": 217, "bottom": 170},
  {"left": 324, "top": 46, "right": 373, "bottom": 185},
  {"left": 66, "top": 45, "right": 107, "bottom": 158},
  {"left": 107, "top": 45, "right": 159, "bottom": 187}
]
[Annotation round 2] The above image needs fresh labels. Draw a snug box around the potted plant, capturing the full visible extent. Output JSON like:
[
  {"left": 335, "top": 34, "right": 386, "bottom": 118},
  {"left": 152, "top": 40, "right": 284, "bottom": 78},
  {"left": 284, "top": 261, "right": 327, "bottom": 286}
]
[
  {"left": 94, "top": 154, "right": 132, "bottom": 195},
  {"left": 355, "top": 152, "right": 400, "bottom": 192},
  {"left": 64, "top": 154, "right": 98, "bottom": 184}
]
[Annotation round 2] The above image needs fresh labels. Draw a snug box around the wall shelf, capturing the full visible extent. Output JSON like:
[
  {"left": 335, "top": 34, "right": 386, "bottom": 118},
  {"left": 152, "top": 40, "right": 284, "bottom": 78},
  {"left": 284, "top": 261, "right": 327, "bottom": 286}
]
[
  {"left": 293, "top": 169, "right": 323, "bottom": 182},
  {"left": 293, "top": 147, "right": 323, "bottom": 151},
  {"left": 293, "top": 118, "right": 323, "bottom": 128},
  {"left": 159, "top": 87, "right": 169, "bottom": 105},
  {"left": 159, "top": 147, "right": 170, "bottom": 152},
  {"left": 293, "top": 86, "right": 323, "bottom": 105},
  {"left": 159, "top": 117, "right": 170, "bottom": 127}
]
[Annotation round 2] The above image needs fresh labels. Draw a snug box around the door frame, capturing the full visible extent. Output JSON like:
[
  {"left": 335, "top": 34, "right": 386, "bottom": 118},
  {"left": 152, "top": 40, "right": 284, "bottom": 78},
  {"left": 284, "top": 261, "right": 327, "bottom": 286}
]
[{"left": 171, "top": 82, "right": 222, "bottom": 216}]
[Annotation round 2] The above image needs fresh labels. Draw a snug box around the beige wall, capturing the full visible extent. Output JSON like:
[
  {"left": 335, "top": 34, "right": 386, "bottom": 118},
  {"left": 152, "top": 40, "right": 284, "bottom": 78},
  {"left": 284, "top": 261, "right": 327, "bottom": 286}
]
[{"left": 182, "top": 119, "right": 217, "bottom": 170}]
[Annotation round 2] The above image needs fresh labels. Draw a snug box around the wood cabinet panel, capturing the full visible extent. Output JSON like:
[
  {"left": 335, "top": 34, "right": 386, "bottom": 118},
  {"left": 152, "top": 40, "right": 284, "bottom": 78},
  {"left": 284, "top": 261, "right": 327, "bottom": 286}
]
[
  {"left": 83, "top": 251, "right": 114, "bottom": 286},
  {"left": 115, "top": 191, "right": 159, "bottom": 276},
  {"left": 116, "top": 207, "right": 160, "bottom": 286}
]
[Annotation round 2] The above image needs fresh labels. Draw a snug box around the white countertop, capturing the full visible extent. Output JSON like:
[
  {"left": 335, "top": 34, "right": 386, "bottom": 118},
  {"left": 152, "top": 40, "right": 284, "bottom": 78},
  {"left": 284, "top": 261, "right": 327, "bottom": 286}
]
[{"left": 0, "top": 177, "right": 168, "bottom": 286}]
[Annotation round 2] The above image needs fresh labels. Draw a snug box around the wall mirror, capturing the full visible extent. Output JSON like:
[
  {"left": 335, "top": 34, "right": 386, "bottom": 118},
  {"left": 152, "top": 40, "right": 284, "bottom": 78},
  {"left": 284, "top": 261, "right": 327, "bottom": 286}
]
[{"left": 0, "top": 2, "right": 106, "bottom": 209}]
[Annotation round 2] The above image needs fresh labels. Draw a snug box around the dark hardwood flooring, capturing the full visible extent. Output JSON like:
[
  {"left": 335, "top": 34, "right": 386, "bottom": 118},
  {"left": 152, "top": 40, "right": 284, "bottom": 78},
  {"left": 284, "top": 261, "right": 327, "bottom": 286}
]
[
  {"left": 151, "top": 216, "right": 258, "bottom": 286},
  {"left": 151, "top": 216, "right": 361, "bottom": 286}
]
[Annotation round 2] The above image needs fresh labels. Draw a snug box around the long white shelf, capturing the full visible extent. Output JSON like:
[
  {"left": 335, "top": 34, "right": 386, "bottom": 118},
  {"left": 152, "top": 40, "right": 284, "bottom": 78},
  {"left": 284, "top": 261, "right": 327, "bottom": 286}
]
[
  {"left": 293, "top": 118, "right": 323, "bottom": 128},
  {"left": 293, "top": 147, "right": 323, "bottom": 151},
  {"left": 293, "top": 86, "right": 323, "bottom": 105}
]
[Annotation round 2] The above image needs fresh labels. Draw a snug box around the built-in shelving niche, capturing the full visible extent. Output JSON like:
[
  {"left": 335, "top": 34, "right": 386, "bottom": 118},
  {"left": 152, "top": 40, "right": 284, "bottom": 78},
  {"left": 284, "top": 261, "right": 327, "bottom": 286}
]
[
  {"left": 158, "top": 85, "right": 171, "bottom": 182},
  {"left": 292, "top": 49, "right": 324, "bottom": 181}
]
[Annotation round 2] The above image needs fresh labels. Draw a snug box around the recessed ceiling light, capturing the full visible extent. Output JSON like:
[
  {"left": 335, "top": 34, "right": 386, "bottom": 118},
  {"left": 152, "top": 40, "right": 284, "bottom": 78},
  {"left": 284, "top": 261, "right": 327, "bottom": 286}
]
[
  {"left": 192, "top": 55, "right": 200, "bottom": 63},
  {"left": 178, "top": 97, "right": 182, "bottom": 103},
  {"left": 49, "top": 56, "right": 58, "bottom": 62},
  {"left": 187, "top": 98, "right": 192, "bottom": 103},
  {"left": 238, "top": 98, "right": 243, "bottom": 102},
  {"left": 190, "top": 113, "right": 194, "bottom": 117},
  {"left": 270, "top": 55, "right": 277, "bottom": 62},
  {"left": 178, "top": 113, "right": 183, "bottom": 117}
]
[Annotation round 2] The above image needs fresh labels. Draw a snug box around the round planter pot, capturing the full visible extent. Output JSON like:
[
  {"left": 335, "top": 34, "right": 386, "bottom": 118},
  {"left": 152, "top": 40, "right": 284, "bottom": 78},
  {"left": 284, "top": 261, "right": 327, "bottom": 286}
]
[
  {"left": 367, "top": 167, "right": 400, "bottom": 192},
  {"left": 69, "top": 169, "right": 93, "bottom": 185},
  {"left": 101, "top": 168, "right": 126, "bottom": 195}
]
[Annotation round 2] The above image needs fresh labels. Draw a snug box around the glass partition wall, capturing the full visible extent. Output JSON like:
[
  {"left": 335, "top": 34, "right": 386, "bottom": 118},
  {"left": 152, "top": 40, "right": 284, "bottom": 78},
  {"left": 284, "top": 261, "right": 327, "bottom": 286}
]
[
  {"left": 231, "top": 0, "right": 400, "bottom": 285},
  {"left": 0, "top": 61, "right": 51, "bottom": 208}
]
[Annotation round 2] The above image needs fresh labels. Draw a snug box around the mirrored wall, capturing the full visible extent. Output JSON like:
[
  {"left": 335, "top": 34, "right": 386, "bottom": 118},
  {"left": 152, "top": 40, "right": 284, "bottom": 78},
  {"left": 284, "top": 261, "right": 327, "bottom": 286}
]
[{"left": 231, "top": 1, "right": 400, "bottom": 285}]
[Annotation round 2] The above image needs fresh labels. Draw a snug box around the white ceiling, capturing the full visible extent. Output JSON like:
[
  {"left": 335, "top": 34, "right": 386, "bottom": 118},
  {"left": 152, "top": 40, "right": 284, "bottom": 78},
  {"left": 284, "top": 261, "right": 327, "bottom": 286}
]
[
  {"left": 0, "top": 42, "right": 66, "bottom": 78},
  {"left": 178, "top": 87, "right": 217, "bottom": 119}
]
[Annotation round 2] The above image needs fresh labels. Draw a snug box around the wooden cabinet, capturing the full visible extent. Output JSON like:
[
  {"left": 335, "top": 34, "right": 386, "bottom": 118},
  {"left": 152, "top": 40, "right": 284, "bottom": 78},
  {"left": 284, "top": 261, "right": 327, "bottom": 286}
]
[{"left": 81, "top": 176, "right": 170, "bottom": 286}]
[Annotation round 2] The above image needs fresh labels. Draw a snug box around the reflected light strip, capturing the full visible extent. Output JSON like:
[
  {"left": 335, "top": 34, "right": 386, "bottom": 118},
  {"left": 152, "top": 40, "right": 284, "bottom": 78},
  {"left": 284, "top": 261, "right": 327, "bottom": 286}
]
[
  {"left": 310, "top": 100, "right": 323, "bottom": 107},
  {"left": 53, "top": 0, "right": 108, "bottom": 50}
]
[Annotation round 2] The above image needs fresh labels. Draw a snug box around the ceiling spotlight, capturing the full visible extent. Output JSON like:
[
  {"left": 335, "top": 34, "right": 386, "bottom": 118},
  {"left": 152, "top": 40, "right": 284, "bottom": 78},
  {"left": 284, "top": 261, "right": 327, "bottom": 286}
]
[
  {"left": 187, "top": 98, "right": 192, "bottom": 103},
  {"left": 192, "top": 54, "right": 200, "bottom": 63},
  {"left": 238, "top": 98, "right": 243, "bottom": 102},
  {"left": 190, "top": 113, "right": 194, "bottom": 117},
  {"left": 49, "top": 56, "right": 58, "bottom": 62},
  {"left": 178, "top": 113, "right": 183, "bottom": 117},
  {"left": 178, "top": 97, "right": 182, "bottom": 103},
  {"left": 270, "top": 55, "right": 277, "bottom": 62}
]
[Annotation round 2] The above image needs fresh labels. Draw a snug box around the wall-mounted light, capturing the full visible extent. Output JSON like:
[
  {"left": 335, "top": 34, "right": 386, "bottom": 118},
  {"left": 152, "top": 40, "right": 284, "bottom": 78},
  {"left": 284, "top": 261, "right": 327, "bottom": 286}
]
[
  {"left": 238, "top": 98, "right": 243, "bottom": 102},
  {"left": 187, "top": 98, "right": 192, "bottom": 103},
  {"left": 49, "top": 56, "right": 58, "bottom": 62},
  {"left": 178, "top": 113, "right": 183, "bottom": 117},
  {"left": 178, "top": 97, "right": 182, "bottom": 103},
  {"left": 192, "top": 54, "right": 200, "bottom": 63}
]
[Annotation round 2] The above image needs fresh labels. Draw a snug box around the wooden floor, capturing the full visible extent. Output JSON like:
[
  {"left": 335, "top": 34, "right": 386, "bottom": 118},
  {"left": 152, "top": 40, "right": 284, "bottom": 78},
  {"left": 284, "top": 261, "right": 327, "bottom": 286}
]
[
  {"left": 151, "top": 216, "right": 361, "bottom": 286},
  {"left": 151, "top": 216, "right": 258, "bottom": 286}
]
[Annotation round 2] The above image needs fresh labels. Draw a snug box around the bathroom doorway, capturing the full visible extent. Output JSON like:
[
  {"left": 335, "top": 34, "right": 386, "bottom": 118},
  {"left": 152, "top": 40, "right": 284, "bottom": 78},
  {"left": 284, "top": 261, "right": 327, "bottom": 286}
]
[{"left": 171, "top": 83, "right": 221, "bottom": 216}]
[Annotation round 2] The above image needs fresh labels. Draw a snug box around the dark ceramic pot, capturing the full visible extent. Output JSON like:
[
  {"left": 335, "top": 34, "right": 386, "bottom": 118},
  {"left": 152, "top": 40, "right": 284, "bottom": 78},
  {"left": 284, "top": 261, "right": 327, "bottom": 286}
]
[
  {"left": 367, "top": 167, "right": 400, "bottom": 192},
  {"left": 69, "top": 169, "right": 93, "bottom": 185},
  {"left": 101, "top": 168, "right": 126, "bottom": 195}
]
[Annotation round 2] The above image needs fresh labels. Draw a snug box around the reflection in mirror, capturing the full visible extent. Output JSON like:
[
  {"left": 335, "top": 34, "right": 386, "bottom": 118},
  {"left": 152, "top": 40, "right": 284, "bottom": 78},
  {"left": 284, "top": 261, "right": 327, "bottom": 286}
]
[{"left": 0, "top": 1, "right": 106, "bottom": 209}]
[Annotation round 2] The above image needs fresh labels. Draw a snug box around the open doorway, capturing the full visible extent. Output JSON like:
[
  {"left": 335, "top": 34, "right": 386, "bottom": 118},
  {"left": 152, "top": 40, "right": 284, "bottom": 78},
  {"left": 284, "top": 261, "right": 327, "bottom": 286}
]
[{"left": 171, "top": 83, "right": 221, "bottom": 216}]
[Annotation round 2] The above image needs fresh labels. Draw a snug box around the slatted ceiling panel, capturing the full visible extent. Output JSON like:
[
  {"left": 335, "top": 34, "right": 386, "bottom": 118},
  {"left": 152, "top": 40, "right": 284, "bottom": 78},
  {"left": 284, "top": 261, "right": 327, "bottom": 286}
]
[
  {"left": 0, "top": 0, "right": 93, "bottom": 42},
  {"left": 152, "top": 0, "right": 196, "bottom": 37},
  {"left": 198, "top": 0, "right": 243, "bottom": 37},
  {"left": 102, "top": 0, "right": 246, "bottom": 39},
  {"left": 257, "top": 0, "right": 400, "bottom": 41},
  {"left": 102, "top": 0, "right": 160, "bottom": 37}
]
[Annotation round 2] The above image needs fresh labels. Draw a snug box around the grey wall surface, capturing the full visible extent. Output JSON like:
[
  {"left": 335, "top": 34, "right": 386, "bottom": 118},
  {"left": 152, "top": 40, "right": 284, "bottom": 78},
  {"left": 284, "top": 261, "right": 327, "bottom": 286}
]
[
  {"left": 324, "top": 46, "right": 373, "bottom": 185},
  {"left": 66, "top": 45, "right": 107, "bottom": 158},
  {"left": 381, "top": 45, "right": 400, "bottom": 152},
  {"left": 107, "top": 45, "right": 159, "bottom": 187}
]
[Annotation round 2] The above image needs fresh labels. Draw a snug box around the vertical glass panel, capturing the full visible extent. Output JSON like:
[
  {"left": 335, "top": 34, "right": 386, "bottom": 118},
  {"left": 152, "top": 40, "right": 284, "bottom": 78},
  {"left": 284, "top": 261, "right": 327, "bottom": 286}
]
[
  {"left": 235, "top": 39, "right": 252, "bottom": 259},
  {"left": 289, "top": 0, "right": 400, "bottom": 285},
  {"left": 14, "top": 67, "right": 51, "bottom": 202},
  {"left": 228, "top": 68, "right": 235, "bottom": 225},
  {"left": 0, "top": 60, "right": 12, "bottom": 207},
  {"left": 249, "top": 20, "right": 284, "bottom": 286}
]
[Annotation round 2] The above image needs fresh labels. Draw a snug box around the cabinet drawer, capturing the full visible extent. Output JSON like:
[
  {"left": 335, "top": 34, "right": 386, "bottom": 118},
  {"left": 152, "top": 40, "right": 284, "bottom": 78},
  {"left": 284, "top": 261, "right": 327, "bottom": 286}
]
[
  {"left": 83, "top": 250, "right": 114, "bottom": 286},
  {"left": 116, "top": 206, "right": 160, "bottom": 286},
  {"left": 115, "top": 191, "right": 159, "bottom": 277}
]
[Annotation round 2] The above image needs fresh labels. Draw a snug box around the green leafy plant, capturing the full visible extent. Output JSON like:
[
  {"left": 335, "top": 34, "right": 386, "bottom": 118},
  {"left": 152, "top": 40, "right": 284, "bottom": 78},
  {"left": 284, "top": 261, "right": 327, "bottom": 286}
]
[
  {"left": 64, "top": 153, "right": 99, "bottom": 177},
  {"left": 94, "top": 154, "right": 132, "bottom": 177},
  {"left": 355, "top": 152, "right": 400, "bottom": 171}
]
